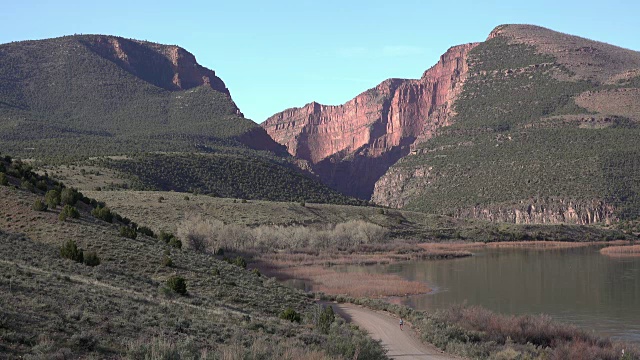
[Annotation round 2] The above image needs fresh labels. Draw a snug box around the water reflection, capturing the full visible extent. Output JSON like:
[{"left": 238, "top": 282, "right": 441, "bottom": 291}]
[{"left": 340, "top": 247, "right": 640, "bottom": 343}]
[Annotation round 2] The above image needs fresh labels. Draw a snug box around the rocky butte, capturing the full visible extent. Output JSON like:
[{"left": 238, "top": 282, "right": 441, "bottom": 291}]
[{"left": 262, "top": 43, "right": 478, "bottom": 199}]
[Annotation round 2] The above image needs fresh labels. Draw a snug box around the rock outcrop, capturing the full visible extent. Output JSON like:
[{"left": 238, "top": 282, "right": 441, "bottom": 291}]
[
  {"left": 453, "top": 199, "right": 616, "bottom": 225},
  {"left": 262, "top": 43, "right": 478, "bottom": 199},
  {"left": 84, "top": 36, "right": 239, "bottom": 111}
]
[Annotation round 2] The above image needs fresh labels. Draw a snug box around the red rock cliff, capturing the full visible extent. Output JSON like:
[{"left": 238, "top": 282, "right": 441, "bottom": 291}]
[
  {"left": 262, "top": 43, "right": 478, "bottom": 198},
  {"left": 83, "top": 36, "right": 238, "bottom": 110}
]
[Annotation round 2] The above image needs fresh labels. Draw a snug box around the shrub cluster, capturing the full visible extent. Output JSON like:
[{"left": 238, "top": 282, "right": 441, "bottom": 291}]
[
  {"left": 137, "top": 226, "right": 154, "bottom": 237},
  {"left": 166, "top": 276, "right": 187, "bottom": 295},
  {"left": 158, "top": 231, "right": 181, "bottom": 248},
  {"left": 83, "top": 251, "right": 101, "bottom": 267},
  {"left": 279, "top": 308, "right": 301, "bottom": 323},
  {"left": 32, "top": 199, "right": 48, "bottom": 211},
  {"left": 60, "top": 239, "right": 84, "bottom": 263},
  {"left": 60, "top": 240, "right": 101, "bottom": 266},
  {"left": 45, "top": 190, "right": 60, "bottom": 208},
  {"left": 178, "top": 214, "right": 389, "bottom": 253},
  {"left": 91, "top": 205, "right": 113, "bottom": 223},
  {"left": 223, "top": 256, "right": 247, "bottom": 268},
  {"left": 309, "top": 304, "right": 335, "bottom": 334},
  {"left": 119, "top": 226, "right": 137, "bottom": 239},
  {"left": 59, "top": 205, "right": 80, "bottom": 221},
  {"left": 105, "top": 152, "right": 361, "bottom": 205}
]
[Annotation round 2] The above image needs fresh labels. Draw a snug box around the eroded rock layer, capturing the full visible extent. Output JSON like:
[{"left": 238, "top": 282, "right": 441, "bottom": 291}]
[{"left": 262, "top": 43, "right": 478, "bottom": 199}]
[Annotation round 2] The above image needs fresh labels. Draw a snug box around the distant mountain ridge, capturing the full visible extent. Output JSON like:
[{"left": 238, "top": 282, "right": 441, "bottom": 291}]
[
  {"left": 265, "top": 24, "right": 640, "bottom": 223},
  {"left": 0, "top": 34, "right": 283, "bottom": 159},
  {"left": 0, "top": 34, "right": 359, "bottom": 205}
]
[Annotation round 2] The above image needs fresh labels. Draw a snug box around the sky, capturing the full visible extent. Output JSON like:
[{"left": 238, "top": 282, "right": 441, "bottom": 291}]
[{"left": 2, "top": 0, "right": 640, "bottom": 123}]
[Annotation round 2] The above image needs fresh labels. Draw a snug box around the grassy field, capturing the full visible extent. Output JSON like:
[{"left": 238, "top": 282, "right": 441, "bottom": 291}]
[{"left": 84, "top": 190, "right": 631, "bottom": 243}]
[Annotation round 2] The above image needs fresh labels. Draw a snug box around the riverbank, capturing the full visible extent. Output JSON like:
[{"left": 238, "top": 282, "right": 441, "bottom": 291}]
[{"left": 254, "top": 243, "right": 470, "bottom": 297}]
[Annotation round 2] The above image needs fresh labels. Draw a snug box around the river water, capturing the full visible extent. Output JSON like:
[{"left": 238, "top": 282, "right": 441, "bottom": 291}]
[{"left": 340, "top": 247, "right": 640, "bottom": 343}]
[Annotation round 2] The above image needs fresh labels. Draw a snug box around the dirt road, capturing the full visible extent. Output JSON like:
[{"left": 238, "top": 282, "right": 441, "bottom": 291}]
[{"left": 333, "top": 303, "right": 459, "bottom": 360}]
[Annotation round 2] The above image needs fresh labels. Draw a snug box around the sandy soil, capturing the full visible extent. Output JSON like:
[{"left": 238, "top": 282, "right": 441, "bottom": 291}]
[{"left": 332, "top": 303, "right": 462, "bottom": 360}]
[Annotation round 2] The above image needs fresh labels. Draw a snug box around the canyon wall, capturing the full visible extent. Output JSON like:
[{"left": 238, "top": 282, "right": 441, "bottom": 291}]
[{"left": 262, "top": 43, "right": 478, "bottom": 199}]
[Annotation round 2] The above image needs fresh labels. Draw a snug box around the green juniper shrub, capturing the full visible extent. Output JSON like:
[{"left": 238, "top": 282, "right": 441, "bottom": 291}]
[
  {"left": 279, "top": 307, "right": 301, "bottom": 323},
  {"left": 32, "top": 199, "right": 48, "bottom": 211},
  {"left": 61, "top": 188, "right": 80, "bottom": 205},
  {"left": 233, "top": 256, "right": 247, "bottom": 268},
  {"left": 166, "top": 276, "right": 187, "bottom": 295},
  {"left": 21, "top": 180, "right": 35, "bottom": 192},
  {"left": 318, "top": 305, "right": 335, "bottom": 334},
  {"left": 162, "top": 255, "right": 173, "bottom": 267},
  {"left": 251, "top": 268, "right": 261, "bottom": 277},
  {"left": 83, "top": 251, "right": 100, "bottom": 267},
  {"left": 158, "top": 196, "right": 164, "bottom": 203},
  {"left": 44, "top": 189, "right": 61, "bottom": 209},
  {"left": 211, "top": 268, "right": 220, "bottom": 276},
  {"left": 159, "top": 231, "right": 181, "bottom": 248},
  {"left": 36, "top": 180, "right": 48, "bottom": 191},
  {"left": 158, "top": 231, "right": 173, "bottom": 243},
  {"left": 59, "top": 204, "right": 80, "bottom": 221},
  {"left": 119, "top": 226, "right": 137, "bottom": 239},
  {"left": 137, "top": 226, "right": 154, "bottom": 237},
  {"left": 79, "top": 195, "right": 91, "bottom": 205},
  {"left": 60, "top": 239, "right": 83, "bottom": 263},
  {"left": 183, "top": 196, "right": 189, "bottom": 201},
  {"left": 169, "top": 238, "right": 182, "bottom": 249},
  {"left": 300, "top": 201, "right": 306, "bottom": 207},
  {"left": 91, "top": 205, "right": 113, "bottom": 223},
  {"left": 0, "top": 173, "right": 7, "bottom": 186},
  {"left": 214, "top": 248, "right": 224, "bottom": 256},
  {"left": 0, "top": 162, "right": 5, "bottom": 173}
]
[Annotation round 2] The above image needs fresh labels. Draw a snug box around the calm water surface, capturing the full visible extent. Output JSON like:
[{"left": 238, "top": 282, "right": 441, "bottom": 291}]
[{"left": 340, "top": 247, "right": 640, "bottom": 343}]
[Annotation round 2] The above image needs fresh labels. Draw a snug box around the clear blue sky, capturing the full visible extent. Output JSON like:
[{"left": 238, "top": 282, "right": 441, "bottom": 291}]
[{"left": 2, "top": 0, "right": 639, "bottom": 123}]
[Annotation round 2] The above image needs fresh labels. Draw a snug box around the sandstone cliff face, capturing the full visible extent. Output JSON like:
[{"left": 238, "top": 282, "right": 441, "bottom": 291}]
[
  {"left": 453, "top": 200, "right": 616, "bottom": 225},
  {"left": 84, "top": 36, "right": 237, "bottom": 106},
  {"left": 81, "top": 36, "right": 302, "bottom": 153},
  {"left": 262, "top": 43, "right": 478, "bottom": 199}
]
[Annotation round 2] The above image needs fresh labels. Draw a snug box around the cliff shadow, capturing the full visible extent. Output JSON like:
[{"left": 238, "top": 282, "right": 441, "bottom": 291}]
[{"left": 312, "top": 138, "right": 415, "bottom": 200}]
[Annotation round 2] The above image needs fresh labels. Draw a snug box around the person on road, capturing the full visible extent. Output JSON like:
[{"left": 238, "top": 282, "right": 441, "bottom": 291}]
[{"left": 399, "top": 318, "right": 404, "bottom": 331}]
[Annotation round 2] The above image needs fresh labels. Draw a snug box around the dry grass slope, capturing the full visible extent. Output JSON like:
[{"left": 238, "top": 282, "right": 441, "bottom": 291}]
[{"left": 0, "top": 163, "right": 388, "bottom": 359}]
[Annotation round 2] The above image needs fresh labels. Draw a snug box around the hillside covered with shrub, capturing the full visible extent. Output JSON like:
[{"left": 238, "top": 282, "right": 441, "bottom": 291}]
[
  {"left": 101, "top": 152, "right": 361, "bottom": 204},
  {"left": 0, "top": 35, "right": 363, "bottom": 204},
  {"left": 373, "top": 25, "right": 640, "bottom": 222},
  {"left": 0, "top": 153, "right": 388, "bottom": 359}
]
